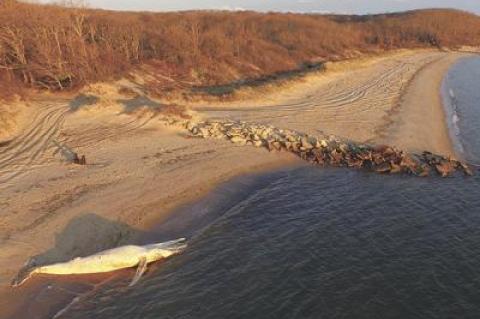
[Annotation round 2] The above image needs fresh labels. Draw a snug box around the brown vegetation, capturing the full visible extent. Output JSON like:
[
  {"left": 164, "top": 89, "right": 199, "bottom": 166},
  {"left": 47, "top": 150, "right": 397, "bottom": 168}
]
[{"left": 1, "top": 1, "right": 480, "bottom": 98}]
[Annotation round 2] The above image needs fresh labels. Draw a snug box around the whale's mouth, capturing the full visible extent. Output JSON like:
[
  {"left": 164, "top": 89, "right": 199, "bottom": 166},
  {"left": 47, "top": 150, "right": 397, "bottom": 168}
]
[
  {"left": 147, "top": 238, "right": 188, "bottom": 252},
  {"left": 170, "top": 243, "right": 187, "bottom": 255},
  {"left": 162, "top": 238, "right": 188, "bottom": 254}
]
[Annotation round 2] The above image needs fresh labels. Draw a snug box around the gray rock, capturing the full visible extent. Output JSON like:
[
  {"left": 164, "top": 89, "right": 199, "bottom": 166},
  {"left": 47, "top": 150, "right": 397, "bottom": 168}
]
[
  {"left": 283, "top": 141, "right": 292, "bottom": 150},
  {"left": 253, "top": 140, "right": 264, "bottom": 147},
  {"left": 287, "top": 135, "right": 297, "bottom": 142},
  {"left": 186, "top": 121, "right": 198, "bottom": 131},
  {"left": 272, "top": 141, "right": 282, "bottom": 150},
  {"left": 199, "top": 128, "right": 210, "bottom": 137},
  {"left": 260, "top": 131, "right": 270, "bottom": 140},
  {"left": 230, "top": 136, "right": 247, "bottom": 145},
  {"left": 301, "top": 137, "right": 313, "bottom": 150}
]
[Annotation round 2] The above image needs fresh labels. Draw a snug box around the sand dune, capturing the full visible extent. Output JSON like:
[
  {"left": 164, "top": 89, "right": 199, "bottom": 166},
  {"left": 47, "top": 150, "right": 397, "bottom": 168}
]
[{"left": 0, "top": 49, "right": 471, "bottom": 318}]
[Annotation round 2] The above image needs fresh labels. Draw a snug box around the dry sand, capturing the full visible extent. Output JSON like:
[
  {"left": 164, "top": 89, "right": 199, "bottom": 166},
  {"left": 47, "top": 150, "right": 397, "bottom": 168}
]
[
  {"left": 0, "top": 49, "right": 471, "bottom": 318},
  {"left": 0, "top": 100, "right": 29, "bottom": 143}
]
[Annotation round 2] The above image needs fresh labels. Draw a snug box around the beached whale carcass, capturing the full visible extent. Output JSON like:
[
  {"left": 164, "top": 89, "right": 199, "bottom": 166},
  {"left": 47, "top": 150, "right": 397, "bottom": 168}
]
[{"left": 11, "top": 238, "right": 187, "bottom": 288}]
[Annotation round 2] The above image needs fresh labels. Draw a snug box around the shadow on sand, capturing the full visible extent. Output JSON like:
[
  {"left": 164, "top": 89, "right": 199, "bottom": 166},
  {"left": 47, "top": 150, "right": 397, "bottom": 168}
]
[
  {"left": 69, "top": 94, "right": 99, "bottom": 112},
  {"left": 69, "top": 92, "right": 186, "bottom": 118},
  {"left": 13, "top": 213, "right": 150, "bottom": 287},
  {"left": 117, "top": 96, "right": 164, "bottom": 113},
  {"left": 7, "top": 214, "right": 153, "bottom": 319}
]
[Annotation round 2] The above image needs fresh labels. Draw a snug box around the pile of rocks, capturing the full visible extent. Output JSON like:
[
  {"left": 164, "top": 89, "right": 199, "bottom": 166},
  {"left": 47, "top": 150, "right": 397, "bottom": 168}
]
[{"left": 184, "top": 119, "right": 474, "bottom": 177}]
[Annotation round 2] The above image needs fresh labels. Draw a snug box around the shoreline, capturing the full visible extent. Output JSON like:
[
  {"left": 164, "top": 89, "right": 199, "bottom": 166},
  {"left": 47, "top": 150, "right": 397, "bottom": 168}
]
[
  {"left": 379, "top": 52, "right": 474, "bottom": 158},
  {"left": 439, "top": 55, "right": 480, "bottom": 162},
  {"left": 0, "top": 49, "right": 470, "bottom": 319},
  {"left": 0, "top": 140, "right": 301, "bottom": 319}
]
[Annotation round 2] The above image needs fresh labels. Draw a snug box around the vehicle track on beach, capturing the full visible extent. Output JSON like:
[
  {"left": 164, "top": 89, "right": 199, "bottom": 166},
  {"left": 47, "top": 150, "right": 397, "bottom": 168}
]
[
  {"left": 201, "top": 52, "right": 445, "bottom": 143},
  {"left": 59, "top": 112, "right": 156, "bottom": 149},
  {"left": 0, "top": 103, "right": 68, "bottom": 189},
  {"left": 0, "top": 103, "right": 155, "bottom": 191},
  {"left": 0, "top": 52, "right": 453, "bottom": 197}
]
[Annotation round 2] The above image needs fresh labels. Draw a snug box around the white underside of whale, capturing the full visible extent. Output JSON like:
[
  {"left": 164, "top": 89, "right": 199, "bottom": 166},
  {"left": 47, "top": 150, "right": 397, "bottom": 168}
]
[
  {"left": 38, "top": 245, "right": 158, "bottom": 275},
  {"left": 12, "top": 238, "right": 187, "bottom": 287}
]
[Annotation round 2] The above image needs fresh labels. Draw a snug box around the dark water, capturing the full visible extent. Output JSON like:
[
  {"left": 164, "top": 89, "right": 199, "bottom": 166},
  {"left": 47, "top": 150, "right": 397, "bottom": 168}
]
[
  {"left": 443, "top": 56, "right": 480, "bottom": 163},
  {"left": 66, "top": 57, "right": 480, "bottom": 319}
]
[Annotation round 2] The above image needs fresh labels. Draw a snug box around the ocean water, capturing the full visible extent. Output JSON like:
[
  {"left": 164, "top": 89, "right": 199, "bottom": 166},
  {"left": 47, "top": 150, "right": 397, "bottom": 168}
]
[
  {"left": 443, "top": 56, "right": 480, "bottom": 163},
  {"left": 64, "top": 57, "right": 480, "bottom": 319}
]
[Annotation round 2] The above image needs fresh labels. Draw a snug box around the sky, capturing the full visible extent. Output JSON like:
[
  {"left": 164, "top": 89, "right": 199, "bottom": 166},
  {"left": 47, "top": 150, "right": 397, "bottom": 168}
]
[{"left": 40, "top": 0, "right": 480, "bottom": 15}]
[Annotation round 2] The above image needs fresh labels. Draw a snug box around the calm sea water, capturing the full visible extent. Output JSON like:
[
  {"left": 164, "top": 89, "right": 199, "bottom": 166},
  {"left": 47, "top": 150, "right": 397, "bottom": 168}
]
[
  {"left": 443, "top": 56, "right": 480, "bottom": 164},
  {"left": 65, "top": 57, "right": 480, "bottom": 319}
]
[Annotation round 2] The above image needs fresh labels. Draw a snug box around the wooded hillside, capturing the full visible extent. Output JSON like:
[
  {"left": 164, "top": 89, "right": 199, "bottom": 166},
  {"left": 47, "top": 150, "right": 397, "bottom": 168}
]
[{"left": 1, "top": 0, "right": 479, "bottom": 98}]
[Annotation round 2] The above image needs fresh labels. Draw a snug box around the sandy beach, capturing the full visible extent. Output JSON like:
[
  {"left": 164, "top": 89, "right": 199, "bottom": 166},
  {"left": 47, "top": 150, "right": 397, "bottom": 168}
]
[{"left": 0, "top": 49, "right": 472, "bottom": 318}]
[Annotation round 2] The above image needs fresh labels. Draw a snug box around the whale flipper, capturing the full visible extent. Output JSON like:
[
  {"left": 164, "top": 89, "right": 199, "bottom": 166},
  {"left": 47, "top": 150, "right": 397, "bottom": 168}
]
[{"left": 129, "top": 256, "right": 148, "bottom": 287}]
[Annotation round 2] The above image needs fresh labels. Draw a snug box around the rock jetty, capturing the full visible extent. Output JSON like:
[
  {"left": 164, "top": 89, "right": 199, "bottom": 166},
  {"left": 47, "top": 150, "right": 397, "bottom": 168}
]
[{"left": 181, "top": 119, "right": 473, "bottom": 177}]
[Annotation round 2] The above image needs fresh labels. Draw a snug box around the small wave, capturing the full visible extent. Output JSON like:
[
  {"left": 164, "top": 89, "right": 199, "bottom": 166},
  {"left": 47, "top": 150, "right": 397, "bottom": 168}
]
[
  {"left": 444, "top": 87, "right": 465, "bottom": 154},
  {"left": 449, "top": 89, "right": 455, "bottom": 99},
  {"left": 452, "top": 113, "right": 460, "bottom": 125},
  {"left": 53, "top": 296, "right": 81, "bottom": 319},
  {"left": 452, "top": 113, "right": 461, "bottom": 136}
]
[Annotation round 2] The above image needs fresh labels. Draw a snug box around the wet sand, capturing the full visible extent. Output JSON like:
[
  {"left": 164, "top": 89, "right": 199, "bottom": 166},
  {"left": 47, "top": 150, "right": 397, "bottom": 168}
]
[
  {"left": 0, "top": 49, "right": 471, "bottom": 318},
  {"left": 379, "top": 53, "right": 462, "bottom": 156}
]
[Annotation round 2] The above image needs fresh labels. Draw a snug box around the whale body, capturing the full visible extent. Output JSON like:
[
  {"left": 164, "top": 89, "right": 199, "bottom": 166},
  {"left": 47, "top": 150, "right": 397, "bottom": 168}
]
[{"left": 12, "top": 238, "right": 187, "bottom": 287}]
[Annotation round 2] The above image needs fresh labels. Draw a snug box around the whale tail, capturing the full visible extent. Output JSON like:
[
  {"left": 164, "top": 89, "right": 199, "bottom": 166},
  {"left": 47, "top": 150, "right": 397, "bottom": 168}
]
[
  {"left": 11, "top": 270, "right": 35, "bottom": 288},
  {"left": 11, "top": 258, "right": 38, "bottom": 288}
]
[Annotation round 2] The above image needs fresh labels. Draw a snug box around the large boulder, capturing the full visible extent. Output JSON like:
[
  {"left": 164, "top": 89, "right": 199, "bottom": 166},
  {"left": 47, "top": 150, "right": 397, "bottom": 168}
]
[
  {"left": 230, "top": 136, "right": 247, "bottom": 145},
  {"left": 300, "top": 137, "right": 314, "bottom": 150},
  {"left": 435, "top": 161, "right": 455, "bottom": 177}
]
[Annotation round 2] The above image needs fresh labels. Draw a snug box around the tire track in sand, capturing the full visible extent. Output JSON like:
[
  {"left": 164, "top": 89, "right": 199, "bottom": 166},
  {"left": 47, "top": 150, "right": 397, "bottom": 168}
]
[
  {"left": 201, "top": 52, "right": 446, "bottom": 144},
  {"left": 0, "top": 103, "right": 68, "bottom": 188},
  {"left": 0, "top": 103, "right": 155, "bottom": 191}
]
